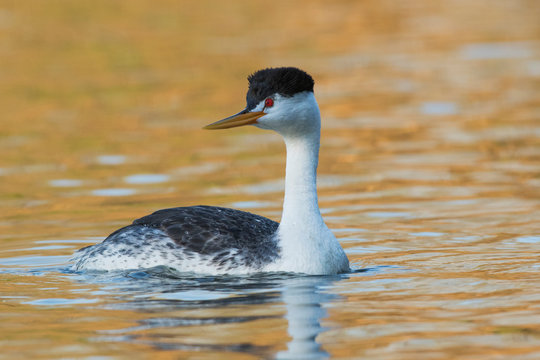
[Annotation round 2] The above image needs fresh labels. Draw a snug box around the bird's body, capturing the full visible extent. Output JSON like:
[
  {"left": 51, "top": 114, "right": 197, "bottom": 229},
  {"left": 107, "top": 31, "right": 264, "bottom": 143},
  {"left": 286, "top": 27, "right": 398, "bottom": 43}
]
[
  {"left": 72, "top": 67, "right": 350, "bottom": 275},
  {"left": 72, "top": 206, "right": 280, "bottom": 274}
]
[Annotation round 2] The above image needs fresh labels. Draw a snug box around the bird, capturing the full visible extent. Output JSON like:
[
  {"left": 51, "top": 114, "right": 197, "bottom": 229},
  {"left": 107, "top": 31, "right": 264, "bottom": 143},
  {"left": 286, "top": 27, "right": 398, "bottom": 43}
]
[{"left": 72, "top": 67, "right": 350, "bottom": 275}]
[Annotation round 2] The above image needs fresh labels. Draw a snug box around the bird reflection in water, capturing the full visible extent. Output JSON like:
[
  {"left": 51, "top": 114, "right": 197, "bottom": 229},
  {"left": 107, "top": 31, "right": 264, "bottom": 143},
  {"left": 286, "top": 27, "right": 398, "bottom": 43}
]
[
  {"left": 87, "top": 269, "right": 343, "bottom": 359},
  {"left": 277, "top": 275, "right": 341, "bottom": 360}
]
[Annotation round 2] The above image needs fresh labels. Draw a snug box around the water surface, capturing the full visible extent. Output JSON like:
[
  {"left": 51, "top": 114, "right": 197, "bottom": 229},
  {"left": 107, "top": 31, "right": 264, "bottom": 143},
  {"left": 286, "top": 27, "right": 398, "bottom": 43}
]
[{"left": 1, "top": 1, "right": 539, "bottom": 359}]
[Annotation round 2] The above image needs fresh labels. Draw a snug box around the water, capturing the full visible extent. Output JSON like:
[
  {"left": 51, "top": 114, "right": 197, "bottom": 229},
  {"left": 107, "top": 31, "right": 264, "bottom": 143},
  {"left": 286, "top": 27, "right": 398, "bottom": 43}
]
[{"left": 1, "top": 1, "right": 539, "bottom": 359}]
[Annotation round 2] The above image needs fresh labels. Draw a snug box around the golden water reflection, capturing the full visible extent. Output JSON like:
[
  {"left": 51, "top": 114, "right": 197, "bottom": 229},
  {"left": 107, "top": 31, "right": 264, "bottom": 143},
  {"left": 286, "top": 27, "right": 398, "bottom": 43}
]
[{"left": 0, "top": 0, "right": 539, "bottom": 359}]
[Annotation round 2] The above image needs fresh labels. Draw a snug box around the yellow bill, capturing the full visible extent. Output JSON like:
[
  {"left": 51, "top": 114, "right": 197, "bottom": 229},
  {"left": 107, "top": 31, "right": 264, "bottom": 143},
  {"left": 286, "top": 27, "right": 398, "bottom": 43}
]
[{"left": 204, "top": 110, "right": 266, "bottom": 130}]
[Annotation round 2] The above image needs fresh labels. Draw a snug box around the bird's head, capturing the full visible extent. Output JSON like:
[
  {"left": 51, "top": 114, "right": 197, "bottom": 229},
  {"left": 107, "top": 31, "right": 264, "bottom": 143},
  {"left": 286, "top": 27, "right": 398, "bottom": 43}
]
[{"left": 204, "top": 67, "right": 320, "bottom": 137}]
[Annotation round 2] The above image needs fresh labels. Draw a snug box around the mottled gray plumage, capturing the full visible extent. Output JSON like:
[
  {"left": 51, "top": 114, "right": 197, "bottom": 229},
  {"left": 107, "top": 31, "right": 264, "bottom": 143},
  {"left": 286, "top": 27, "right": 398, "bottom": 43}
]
[
  {"left": 73, "top": 206, "right": 280, "bottom": 271},
  {"left": 134, "top": 206, "right": 279, "bottom": 265}
]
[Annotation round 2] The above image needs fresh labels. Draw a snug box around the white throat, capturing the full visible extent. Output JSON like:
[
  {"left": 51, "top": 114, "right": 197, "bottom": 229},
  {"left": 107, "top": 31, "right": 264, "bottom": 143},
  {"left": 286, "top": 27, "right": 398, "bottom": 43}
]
[{"left": 260, "top": 92, "right": 349, "bottom": 274}]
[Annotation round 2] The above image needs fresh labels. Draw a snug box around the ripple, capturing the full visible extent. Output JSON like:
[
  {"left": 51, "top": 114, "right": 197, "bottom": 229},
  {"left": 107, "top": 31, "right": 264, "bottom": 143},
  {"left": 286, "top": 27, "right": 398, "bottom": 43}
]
[
  {"left": 348, "top": 245, "right": 397, "bottom": 255},
  {"left": 367, "top": 211, "right": 411, "bottom": 218},
  {"left": 230, "top": 201, "right": 274, "bottom": 209},
  {"left": 154, "top": 290, "right": 231, "bottom": 301},
  {"left": 515, "top": 236, "right": 540, "bottom": 244},
  {"left": 0, "top": 255, "right": 71, "bottom": 267},
  {"left": 124, "top": 174, "right": 170, "bottom": 184},
  {"left": 35, "top": 239, "right": 96, "bottom": 244},
  {"left": 410, "top": 232, "right": 445, "bottom": 237},
  {"left": 48, "top": 179, "right": 84, "bottom": 187},
  {"left": 91, "top": 188, "right": 136, "bottom": 196},
  {"left": 26, "top": 245, "right": 73, "bottom": 251},
  {"left": 459, "top": 41, "right": 534, "bottom": 60},
  {"left": 24, "top": 298, "right": 99, "bottom": 306},
  {"left": 96, "top": 155, "right": 127, "bottom": 165},
  {"left": 420, "top": 102, "right": 459, "bottom": 116}
]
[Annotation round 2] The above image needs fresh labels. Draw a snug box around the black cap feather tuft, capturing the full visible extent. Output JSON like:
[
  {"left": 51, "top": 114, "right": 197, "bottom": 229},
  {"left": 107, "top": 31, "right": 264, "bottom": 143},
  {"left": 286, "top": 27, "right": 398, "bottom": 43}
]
[{"left": 245, "top": 67, "right": 314, "bottom": 110}]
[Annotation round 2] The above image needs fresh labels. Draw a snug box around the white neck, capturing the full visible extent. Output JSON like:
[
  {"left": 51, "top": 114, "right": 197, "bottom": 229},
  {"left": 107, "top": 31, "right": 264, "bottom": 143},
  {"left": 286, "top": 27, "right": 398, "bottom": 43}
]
[
  {"left": 274, "top": 128, "right": 350, "bottom": 275},
  {"left": 256, "top": 91, "right": 349, "bottom": 274},
  {"left": 280, "top": 131, "right": 323, "bottom": 230}
]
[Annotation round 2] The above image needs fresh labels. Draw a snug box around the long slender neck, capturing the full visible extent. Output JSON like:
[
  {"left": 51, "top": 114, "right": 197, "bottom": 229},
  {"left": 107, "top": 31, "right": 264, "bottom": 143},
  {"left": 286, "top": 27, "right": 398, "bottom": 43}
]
[
  {"left": 263, "top": 92, "right": 349, "bottom": 274},
  {"left": 279, "top": 130, "right": 324, "bottom": 230}
]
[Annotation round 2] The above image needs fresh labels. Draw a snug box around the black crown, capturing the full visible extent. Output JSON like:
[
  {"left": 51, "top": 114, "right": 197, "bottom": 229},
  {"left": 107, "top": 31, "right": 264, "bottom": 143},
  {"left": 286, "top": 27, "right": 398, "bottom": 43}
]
[{"left": 245, "top": 67, "right": 314, "bottom": 110}]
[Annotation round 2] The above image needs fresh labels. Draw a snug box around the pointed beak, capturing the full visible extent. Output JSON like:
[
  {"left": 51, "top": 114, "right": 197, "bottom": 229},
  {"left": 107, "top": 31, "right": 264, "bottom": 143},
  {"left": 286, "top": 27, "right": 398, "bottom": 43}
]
[{"left": 203, "top": 109, "right": 266, "bottom": 130}]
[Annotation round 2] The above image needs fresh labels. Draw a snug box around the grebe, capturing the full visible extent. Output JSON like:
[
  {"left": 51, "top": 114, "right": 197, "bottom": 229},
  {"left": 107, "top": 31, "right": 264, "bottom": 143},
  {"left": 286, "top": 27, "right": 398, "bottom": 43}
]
[{"left": 72, "top": 67, "right": 349, "bottom": 275}]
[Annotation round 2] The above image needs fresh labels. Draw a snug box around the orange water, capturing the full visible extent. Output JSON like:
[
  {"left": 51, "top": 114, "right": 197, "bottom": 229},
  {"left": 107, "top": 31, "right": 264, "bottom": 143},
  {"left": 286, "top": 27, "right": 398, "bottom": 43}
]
[{"left": 1, "top": 1, "right": 539, "bottom": 359}]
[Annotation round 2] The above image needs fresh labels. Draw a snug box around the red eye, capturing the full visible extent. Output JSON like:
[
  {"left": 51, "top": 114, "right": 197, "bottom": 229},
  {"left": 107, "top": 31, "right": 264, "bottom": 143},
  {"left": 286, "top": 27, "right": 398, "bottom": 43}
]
[{"left": 264, "top": 98, "right": 274, "bottom": 108}]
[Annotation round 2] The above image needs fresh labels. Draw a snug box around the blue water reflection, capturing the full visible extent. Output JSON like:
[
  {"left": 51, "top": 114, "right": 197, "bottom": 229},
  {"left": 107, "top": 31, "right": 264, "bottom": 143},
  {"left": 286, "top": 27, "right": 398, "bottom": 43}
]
[{"left": 66, "top": 268, "right": 346, "bottom": 359}]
